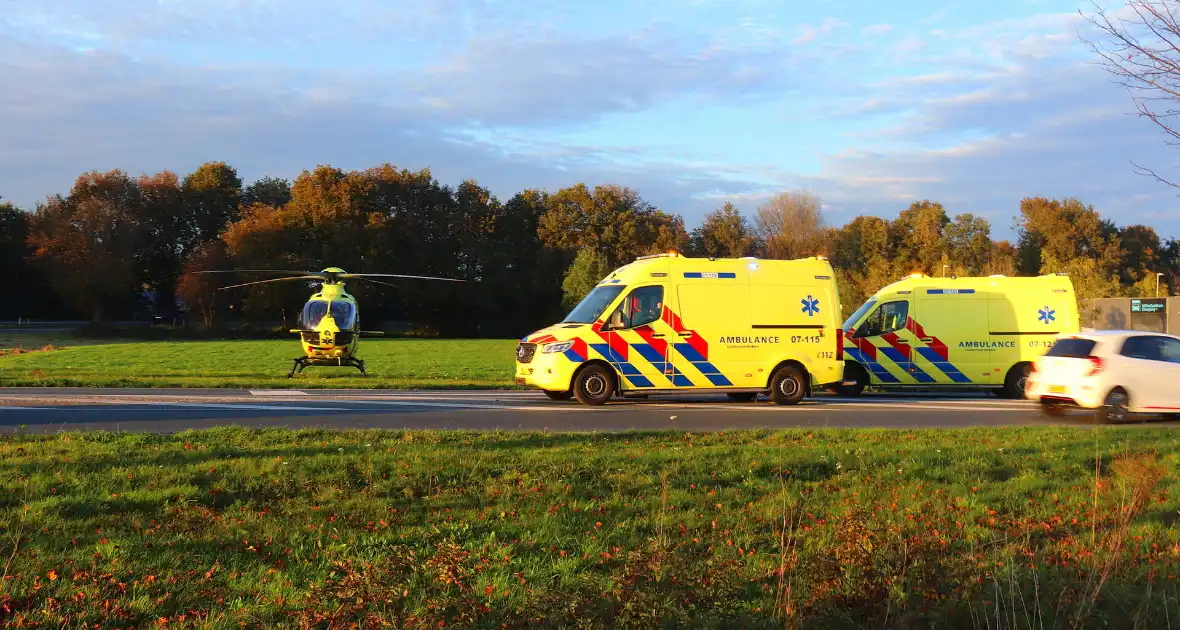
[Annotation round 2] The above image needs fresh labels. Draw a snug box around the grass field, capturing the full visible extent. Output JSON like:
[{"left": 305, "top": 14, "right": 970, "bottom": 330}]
[
  {"left": 1, "top": 426, "right": 1177, "bottom": 628},
  {"left": 0, "top": 334, "right": 518, "bottom": 388}
]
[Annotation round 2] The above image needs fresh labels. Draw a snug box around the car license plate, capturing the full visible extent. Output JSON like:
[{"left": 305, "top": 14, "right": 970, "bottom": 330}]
[{"left": 1049, "top": 385, "right": 1066, "bottom": 394}]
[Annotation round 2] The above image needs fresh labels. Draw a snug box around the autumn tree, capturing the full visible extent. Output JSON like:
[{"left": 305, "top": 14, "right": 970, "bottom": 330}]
[
  {"left": 561, "top": 248, "right": 611, "bottom": 309},
  {"left": 136, "top": 171, "right": 187, "bottom": 316},
  {"left": 1082, "top": 1, "right": 1180, "bottom": 187},
  {"left": 243, "top": 176, "right": 292, "bottom": 208},
  {"left": 825, "top": 216, "right": 894, "bottom": 314},
  {"left": 537, "top": 183, "right": 687, "bottom": 267},
  {"left": 989, "top": 241, "right": 1018, "bottom": 276},
  {"left": 26, "top": 171, "right": 144, "bottom": 322},
  {"left": 754, "top": 190, "right": 824, "bottom": 259},
  {"left": 1118, "top": 224, "right": 1163, "bottom": 286},
  {"left": 687, "top": 202, "right": 760, "bottom": 258},
  {"left": 176, "top": 239, "right": 232, "bottom": 328},
  {"left": 1016, "top": 196, "right": 1125, "bottom": 304},
  {"left": 0, "top": 200, "right": 58, "bottom": 318},
  {"left": 217, "top": 202, "right": 311, "bottom": 326},
  {"left": 1161, "top": 238, "right": 1180, "bottom": 295},
  {"left": 944, "top": 213, "right": 992, "bottom": 275},
  {"left": 183, "top": 161, "right": 242, "bottom": 246},
  {"left": 890, "top": 200, "right": 950, "bottom": 274},
  {"left": 472, "top": 189, "right": 566, "bottom": 335}
]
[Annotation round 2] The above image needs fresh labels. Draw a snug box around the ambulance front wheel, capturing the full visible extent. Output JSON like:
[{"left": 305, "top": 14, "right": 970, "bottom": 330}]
[
  {"left": 826, "top": 362, "right": 867, "bottom": 397},
  {"left": 769, "top": 366, "right": 807, "bottom": 406},
  {"left": 572, "top": 364, "right": 615, "bottom": 406}
]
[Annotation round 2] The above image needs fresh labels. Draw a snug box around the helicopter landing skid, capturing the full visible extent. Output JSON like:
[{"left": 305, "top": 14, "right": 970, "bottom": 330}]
[{"left": 288, "top": 356, "right": 367, "bottom": 378}]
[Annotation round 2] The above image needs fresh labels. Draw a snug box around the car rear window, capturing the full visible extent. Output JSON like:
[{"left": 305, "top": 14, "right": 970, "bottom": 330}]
[{"left": 1045, "top": 337, "right": 1097, "bottom": 358}]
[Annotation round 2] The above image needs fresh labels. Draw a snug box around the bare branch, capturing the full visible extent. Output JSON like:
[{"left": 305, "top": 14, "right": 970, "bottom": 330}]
[{"left": 1080, "top": 0, "right": 1180, "bottom": 188}]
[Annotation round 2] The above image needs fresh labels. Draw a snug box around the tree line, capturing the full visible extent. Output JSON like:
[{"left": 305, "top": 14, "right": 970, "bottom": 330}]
[{"left": 1, "top": 162, "right": 1176, "bottom": 338}]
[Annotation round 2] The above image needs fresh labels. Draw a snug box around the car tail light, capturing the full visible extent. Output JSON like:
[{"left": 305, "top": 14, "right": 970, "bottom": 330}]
[
  {"left": 836, "top": 328, "right": 843, "bottom": 361},
  {"left": 1085, "top": 355, "right": 1103, "bottom": 376}
]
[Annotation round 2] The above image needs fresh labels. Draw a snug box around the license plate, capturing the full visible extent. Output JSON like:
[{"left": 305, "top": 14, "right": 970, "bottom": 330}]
[{"left": 1049, "top": 385, "right": 1066, "bottom": 394}]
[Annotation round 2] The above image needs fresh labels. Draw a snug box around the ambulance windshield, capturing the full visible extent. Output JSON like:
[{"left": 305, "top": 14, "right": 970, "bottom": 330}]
[
  {"left": 563, "top": 285, "right": 625, "bottom": 324},
  {"left": 842, "top": 298, "right": 877, "bottom": 331}
]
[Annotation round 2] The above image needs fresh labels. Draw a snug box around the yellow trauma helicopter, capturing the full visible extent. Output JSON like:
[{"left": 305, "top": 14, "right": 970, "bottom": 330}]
[{"left": 199, "top": 267, "right": 463, "bottom": 378}]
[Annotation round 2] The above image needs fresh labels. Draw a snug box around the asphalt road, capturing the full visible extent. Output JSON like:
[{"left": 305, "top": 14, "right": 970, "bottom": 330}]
[{"left": 1, "top": 387, "right": 1172, "bottom": 434}]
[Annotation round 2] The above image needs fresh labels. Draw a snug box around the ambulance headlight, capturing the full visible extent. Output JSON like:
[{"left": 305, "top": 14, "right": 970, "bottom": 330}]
[{"left": 542, "top": 341, "right": 574, "bottom": 354}]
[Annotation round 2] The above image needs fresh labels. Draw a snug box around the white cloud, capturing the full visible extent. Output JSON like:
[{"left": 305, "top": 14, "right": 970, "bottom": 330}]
[
  {"left": 0, "top": 33, "right": 775, "bottom": 220},
  {"left": 861, "top": 24, "right": 894, "bottom": 36},
  {"left": 798, "top": 57, "right": 1180, "bottom": 237},
  {"left": 1, "top": 0, "right": 1179, "bottom": 244}
]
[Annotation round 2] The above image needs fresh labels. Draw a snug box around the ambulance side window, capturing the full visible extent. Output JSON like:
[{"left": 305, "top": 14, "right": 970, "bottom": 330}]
[
  {"left": 610, "top": 286, "right": 664, "bottom": 329},
  {"left": 853, "top": 300, "right": 909, "bottom": 338}
]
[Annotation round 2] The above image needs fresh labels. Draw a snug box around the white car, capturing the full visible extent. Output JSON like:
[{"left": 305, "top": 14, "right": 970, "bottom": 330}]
[{"left": 1025, "top": 330, "right": 1180, "bottom": 423}]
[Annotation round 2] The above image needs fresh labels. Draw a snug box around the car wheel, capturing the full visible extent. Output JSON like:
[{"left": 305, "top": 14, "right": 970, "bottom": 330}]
[
  {"left": 769, "top": 365, "right": 807, "bottom": 406},
  {"left": 1039, "top": 400, "right": 1067, "bottom": 417},
  {"left": 1094, "top": 388, "right": 1130, "bottom": 424},
  {"left": 543, "top": 390, "right": 572, "bottom": 401},
  {"left": 1003, "top": 363, "right": 1032, "bottom": 399},
  {"left": 572, "top": 364, "right": 615, "bottom": 406},
  {"left": 726, "top": 392, "right": 758, "bottom": 402}
]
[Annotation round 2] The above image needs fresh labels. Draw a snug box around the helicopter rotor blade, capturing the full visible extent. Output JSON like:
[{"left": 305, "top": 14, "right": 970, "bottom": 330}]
[
  {"left": 346, "top": 277, "right": 403, "bottom": 290},
  {"left": 341, "top": 273, "right": 465, "bottom": 282},
  {"left": 345, "top": 276, "right": 434, "bottom": 299},
  {"left": 196, "top": 269, "right": 322, "bottom": 276},
  {"left": 215, "top": 276, "right": 324, "bottom": 290}
]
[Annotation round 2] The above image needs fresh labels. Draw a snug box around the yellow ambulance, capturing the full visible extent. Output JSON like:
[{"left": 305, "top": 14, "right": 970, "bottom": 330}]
[
  {"left": 515, "top": 253, "right": 846, "bottom": 405},
  {"left": 833, "top": 272, "right": 1079, "bottom": 398}
]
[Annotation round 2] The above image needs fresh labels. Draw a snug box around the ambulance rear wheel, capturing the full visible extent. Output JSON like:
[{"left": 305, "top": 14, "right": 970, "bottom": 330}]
[
  {"left": 769, "top": 366, "right": 806, "bottom": 406},
  {"left": 573, "top": 364, "right": 615, "bottom": 406},
  {"left": 543, "top": 390, "right": 572, "bottom": 401},
  {"left": 1003, "top": 363, "right": 1032, "bottom": 399}
]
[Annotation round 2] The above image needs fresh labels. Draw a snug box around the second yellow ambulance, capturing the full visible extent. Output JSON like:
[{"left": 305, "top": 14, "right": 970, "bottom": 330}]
[
  {"left": 834, "top": 272, "right": 1079, "bottom": 398},
  {"left": 514, "top": 253, "right": 846, "bottom": 405}
]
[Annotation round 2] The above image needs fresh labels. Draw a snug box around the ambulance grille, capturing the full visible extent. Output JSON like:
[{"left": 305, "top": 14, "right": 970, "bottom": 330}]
[{"left": 516, "top": 342, "right": 537, "bottom": 364}]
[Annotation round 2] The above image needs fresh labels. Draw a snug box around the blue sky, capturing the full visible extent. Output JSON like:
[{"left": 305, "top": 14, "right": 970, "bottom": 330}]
[{"left": 1, "top": 0, "right": 1177, "bottom": 241}]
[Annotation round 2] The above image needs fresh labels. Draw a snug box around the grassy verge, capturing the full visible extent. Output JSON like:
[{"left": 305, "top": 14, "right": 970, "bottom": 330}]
[
  {"left": 1, "top": 426, "right": 1177, "bottom": 628},
  {"left": 0, "top": 337, "right": 518, "bottom": 388}
]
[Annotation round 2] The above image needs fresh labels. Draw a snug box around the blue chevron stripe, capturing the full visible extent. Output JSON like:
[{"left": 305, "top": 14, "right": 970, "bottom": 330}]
[
  {"left": 913, "top": 347, "right": 972, "bottom": 383},
  {"left": 877, "top": 347, "right": 937, "bottom": 384},
  {"left": 845, "top": 347, "right": 901, "bottom": 384},
  {"left": 625, "top": 375, "right": 655, "bottom": 388}
]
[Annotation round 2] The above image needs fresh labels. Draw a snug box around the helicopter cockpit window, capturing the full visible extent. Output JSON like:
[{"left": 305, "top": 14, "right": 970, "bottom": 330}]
[
  {"left": 301, "top": 301, "right": 357, "bottom": 329},
  {"left": 301, "top": 302, "right": 328, "bottom": 329},
  {"left": 330, "top": 301, "right": 356, "bottom": 328}
]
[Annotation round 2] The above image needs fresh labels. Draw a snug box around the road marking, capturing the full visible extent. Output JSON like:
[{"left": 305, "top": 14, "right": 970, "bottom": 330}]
[
  {"left": 250, "top": 390, "right": 308, "bottom": 396},
  {"left": 319, "top": 400, "right": 585, "bottom": 412},
  {"left": 152, "top": 402, "right": 349, "bottom": 411},
  {"left": 632, "top": 401, "right": 1030, "bottom": 413}
]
